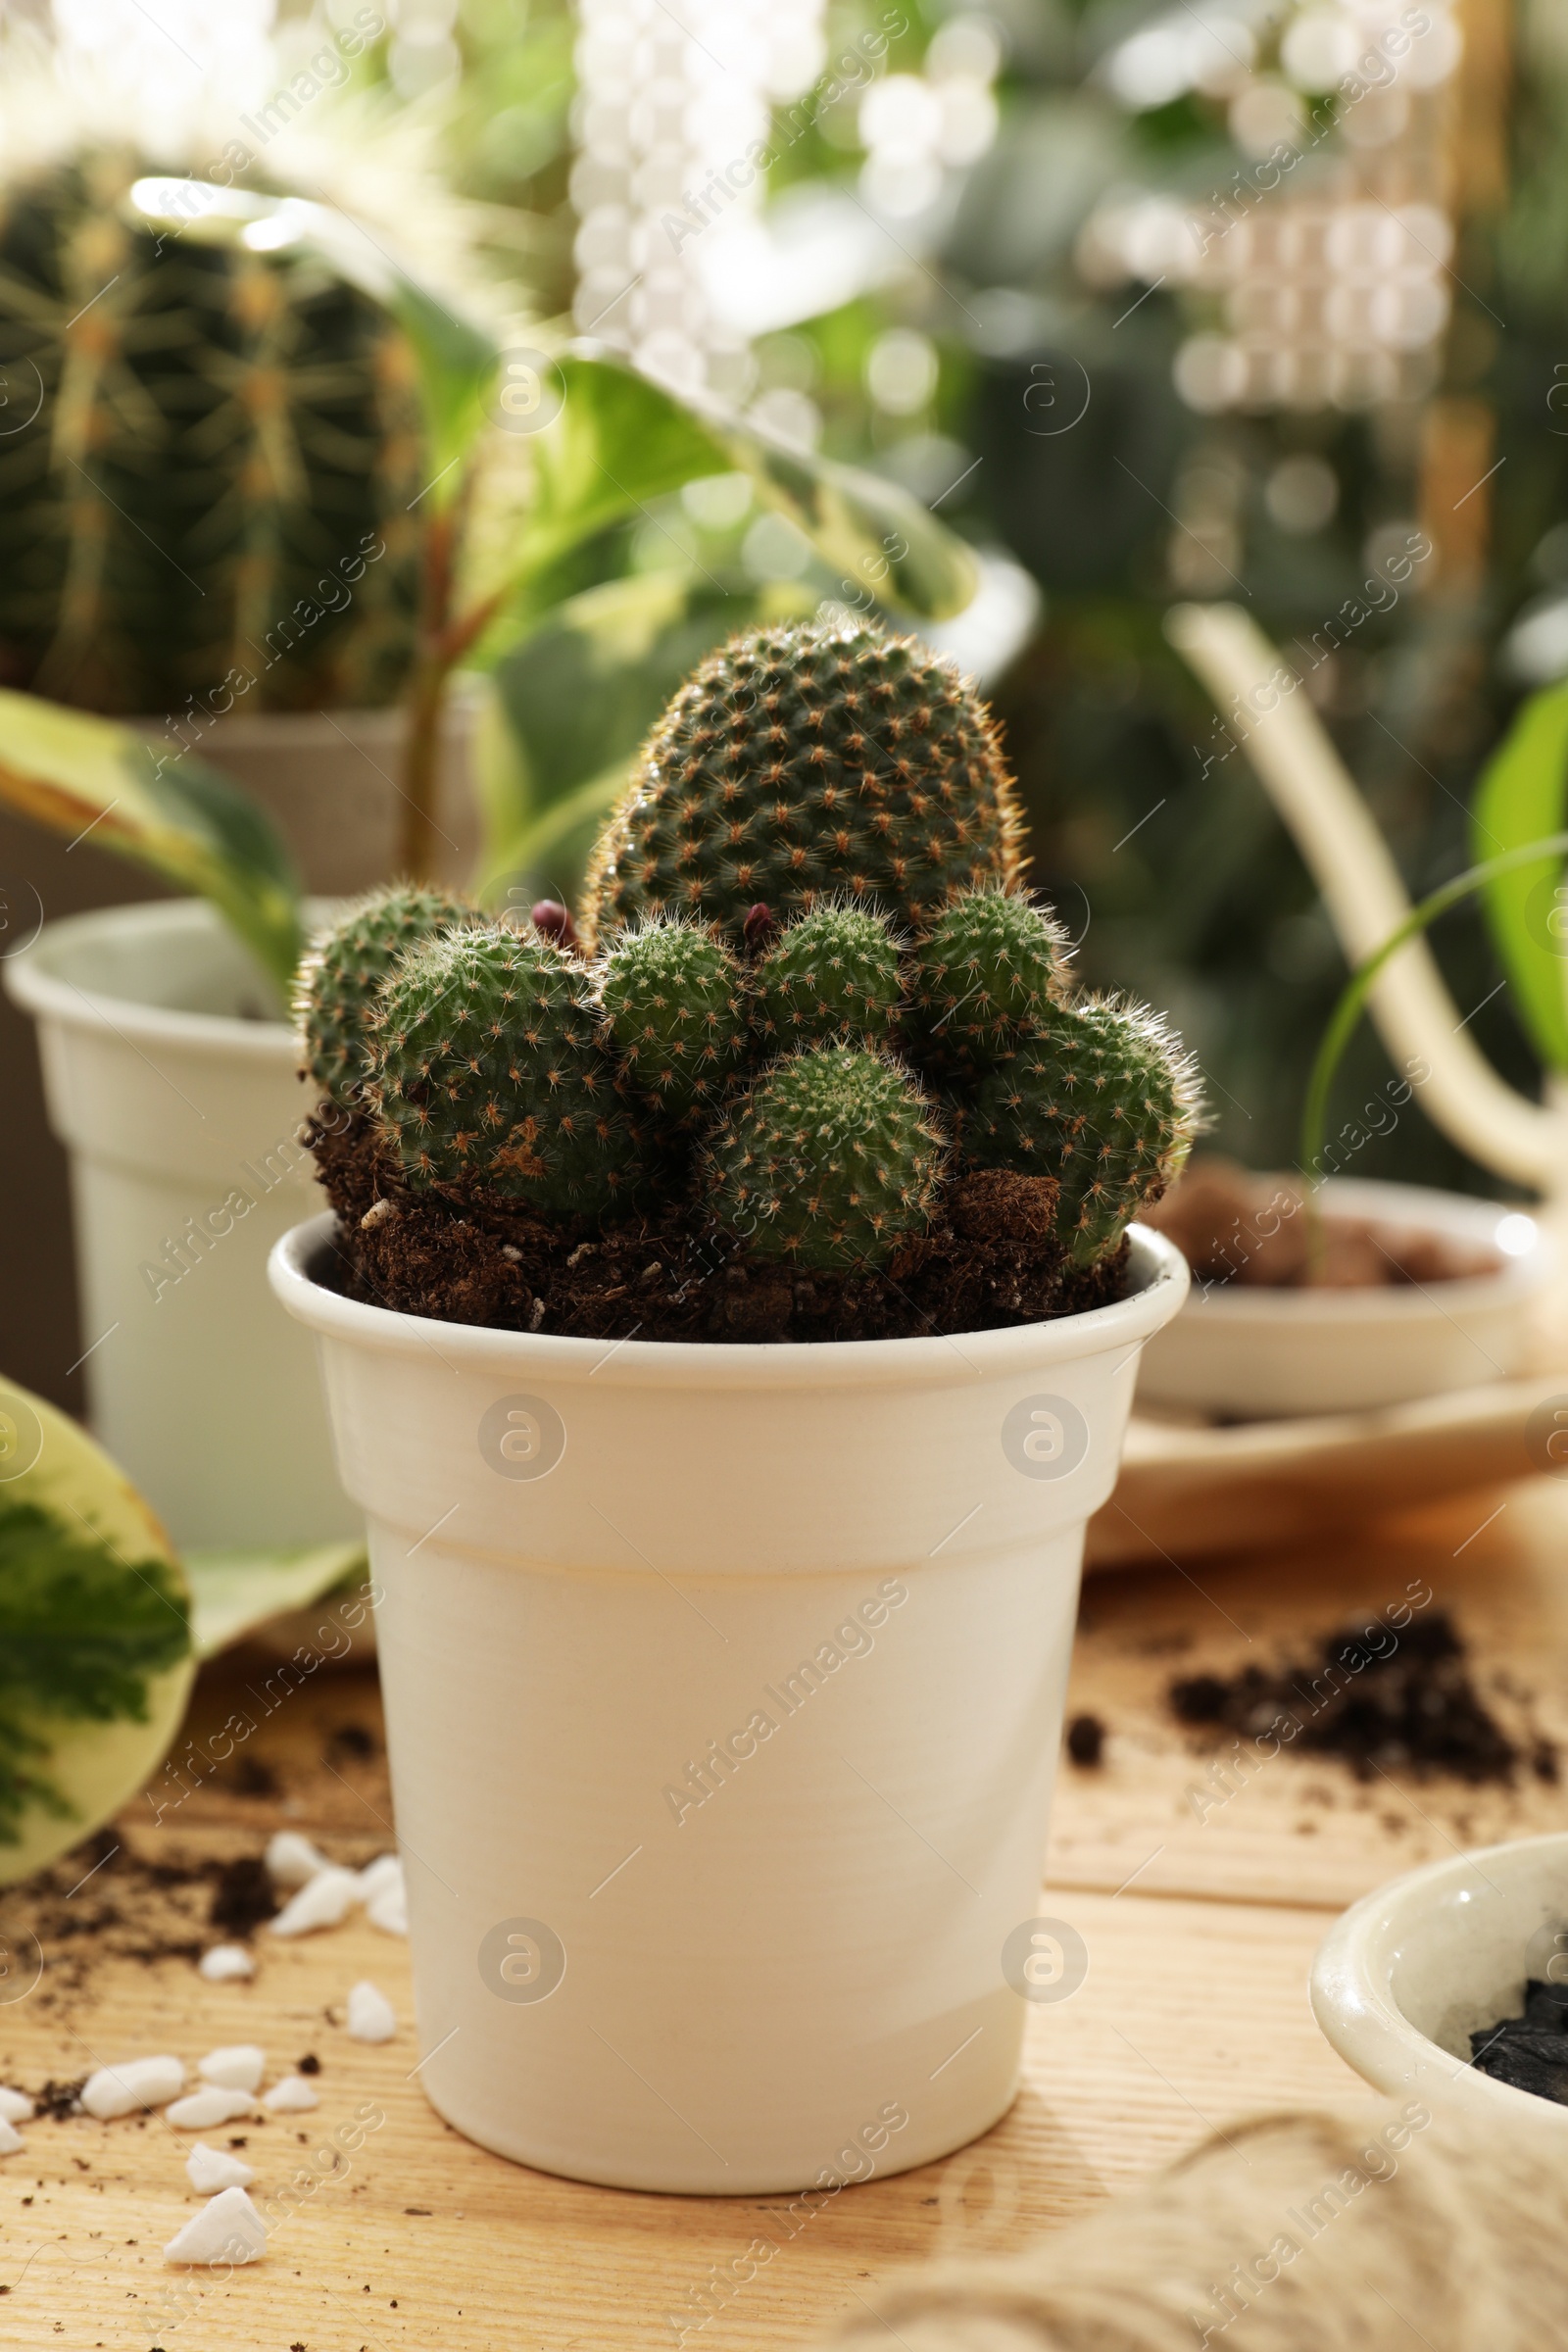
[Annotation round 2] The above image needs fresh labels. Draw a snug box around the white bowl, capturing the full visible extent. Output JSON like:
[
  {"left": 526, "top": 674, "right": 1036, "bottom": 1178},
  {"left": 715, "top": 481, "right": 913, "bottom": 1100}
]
[
  {"left": 1311, "top": 1832, "right": 1568, "bottom": 2138},
  {"left": 1136, "top": 1177, "right": 1551, "bottom": 1418}
]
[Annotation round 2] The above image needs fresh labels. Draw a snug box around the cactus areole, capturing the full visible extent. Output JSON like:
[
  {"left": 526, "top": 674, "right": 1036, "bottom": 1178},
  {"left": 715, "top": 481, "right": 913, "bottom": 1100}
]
[{"left": 299, "top": 619, "right": 1201, "bottom": 1340}]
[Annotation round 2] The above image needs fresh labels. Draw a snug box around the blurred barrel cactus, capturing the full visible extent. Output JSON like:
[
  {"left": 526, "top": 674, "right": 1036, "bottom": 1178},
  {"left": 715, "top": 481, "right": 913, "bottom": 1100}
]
[{"left": 0, "top": 150, "right": 423, "bottom": 716}]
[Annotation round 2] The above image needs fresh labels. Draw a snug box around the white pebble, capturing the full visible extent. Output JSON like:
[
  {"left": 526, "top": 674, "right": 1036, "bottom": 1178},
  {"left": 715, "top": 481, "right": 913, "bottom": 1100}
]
[
  {"left": 198, "top": 1943, "right": 255, "bottom": 1983},
  {"left": 81, "top": 2055, "right": 185, "bottom": 2119},
  {"left": 0, "top": 2087, "right": 31, "bottom": 2123},
  {"left": 167, "top": 2084, "right": 256, "bottom": 2131},
  {"left": 356, "top": 1853, "right": 401, "bottom": 1903},
  {"left": 263, "top": 2074, "right": 319, "bottom": 2113},
  {"left": 0, "top": 2118, "right": 23, "bottom": 2155},
  {"left": 366, "top": 1880, "right": 408, "bottom": 1936},
  {"left": 269, "top": 1866, "right": 358, "bottom": 1937},
  {"left": 265, "top": 1830, "right": 329, "bottom": 1887},
  {"left": 164, "top": 2184, "right": 267, "bottom": 2267},
  {"left": 185, "top": 2141, "right": 255, "bottom": 2193},
  {"left": 199, "top": 2044, "right": 266, "bottom": 2093},
  {"left": 345, "top": 1981, "right": 396, "bottom": 2043}
]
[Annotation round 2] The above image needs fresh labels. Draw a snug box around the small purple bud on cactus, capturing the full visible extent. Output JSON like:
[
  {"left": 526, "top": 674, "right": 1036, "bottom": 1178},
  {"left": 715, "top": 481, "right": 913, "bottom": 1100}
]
[
  {"left": 531, "top": 900, "right": 580, "bottom": 955},
  {"left": 742, "top": 903, "right": 778, "bottom": 957}
]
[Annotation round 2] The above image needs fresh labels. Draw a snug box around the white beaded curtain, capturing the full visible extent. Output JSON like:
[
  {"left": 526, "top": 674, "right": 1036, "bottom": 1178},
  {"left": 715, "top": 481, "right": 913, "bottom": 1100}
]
[
  {"left": 1079, "top": 0, "right": 1466, "bottom": 417},
  {"left": 570, "top": 0, "right": 828, "bottom": 399}
]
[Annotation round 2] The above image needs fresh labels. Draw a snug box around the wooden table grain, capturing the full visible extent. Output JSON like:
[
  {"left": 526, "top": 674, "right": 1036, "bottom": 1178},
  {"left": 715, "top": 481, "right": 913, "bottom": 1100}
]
[{"left": 3, "top": 1475, "right": 1563, "bottom": 2350}]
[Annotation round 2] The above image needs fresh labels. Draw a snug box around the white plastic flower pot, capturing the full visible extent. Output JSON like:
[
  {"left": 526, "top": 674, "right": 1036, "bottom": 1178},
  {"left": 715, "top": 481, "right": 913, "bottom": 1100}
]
[
  {"left": 6, "top": 901, "right": 358, "bottom": 1551},
  {"left": 270, "top": 1210, "right": 1188, "bottom": 2194}
]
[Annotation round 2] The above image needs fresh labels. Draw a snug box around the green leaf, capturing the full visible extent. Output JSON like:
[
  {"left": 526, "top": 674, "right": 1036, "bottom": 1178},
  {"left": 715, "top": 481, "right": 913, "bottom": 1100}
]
[
  {"left": 519, "top": 359, "right": 723, "bottom": 586},
  {"left": 382, "top": 274, "right": 500, "bottom": 514},
  {"left": 475, "top": 568, "right": 820, "bottom": 903},
  {"left": 1471, "top": 683, "right": 1568, "bottom": 1073},
  {"left": 0, "top": 1375, "right": 193, "bottom": 1880},
  {"left": 518, "top": 357, "right": 978, "bottom": 620},
  {"left": 184, "top": 1543, "right": 370, "bottom": 1659},
  {"left": 1302, "top": 829, "right": 1568, "bottom": 1186},
  {"left": 0, "top": 690, "right": 302, "bottom": 993}
]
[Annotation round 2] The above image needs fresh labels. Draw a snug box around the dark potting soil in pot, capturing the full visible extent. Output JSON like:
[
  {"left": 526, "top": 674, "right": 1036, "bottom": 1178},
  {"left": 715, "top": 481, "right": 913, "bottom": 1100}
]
[
  {"left": 1472, "top": 1983, "right": 1568, "bottom": 2106},
  {"left": 309, "top": 1108, "right": 1131, "bottom": 1345},
  {"left": 1169, "top": 1612, "right": 1556, "bottom": 1788}
]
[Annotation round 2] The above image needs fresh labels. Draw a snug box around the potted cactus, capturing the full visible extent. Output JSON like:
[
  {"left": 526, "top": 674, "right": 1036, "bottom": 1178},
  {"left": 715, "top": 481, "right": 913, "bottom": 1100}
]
[{"left": 270, "top": 619, "right": 1195, "bottom": 2194}]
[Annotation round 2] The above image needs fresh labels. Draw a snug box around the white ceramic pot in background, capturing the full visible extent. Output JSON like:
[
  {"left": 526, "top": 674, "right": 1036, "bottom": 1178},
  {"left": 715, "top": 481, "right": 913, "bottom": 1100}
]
[
  {"left": 270, "top": 1211, "right": 1188, "bottom": 2195},
  {"left": 1311, "top": 1834, "right": 1568, "bottom": 2143},
  {"left": 7, "top": 901, "right": 357, "bottom": 1551},
  {"left": 139, "top": 695, "right": 480, "bottom": 900},
  {"left": 1138, "top": 1179, "right": 1552, "bottom": 1419}
]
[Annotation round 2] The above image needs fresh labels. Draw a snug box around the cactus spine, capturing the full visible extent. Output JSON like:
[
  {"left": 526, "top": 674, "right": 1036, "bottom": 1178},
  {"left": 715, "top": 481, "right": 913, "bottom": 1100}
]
[
  {"left": 964, "top": 998, "right": 1200, "bottom": 1266},
  {"left": 367, "top": 923, "right": 642, "bottom": 1220},
  {"left": 0, "top": 150, "right": 422, "bottom": 717},
  {"left": 597, "top": 917, "right": 749, "bottom": 1116},
  {"left": 909, "top": 889, "right": 1069, "bottom": 1073},
  {"left": 584, "top": 619, "right": 1023, "bottom": 946},
  {"left": 702, "top": 1045, "right": 947, "bottom": 1271},
  {"left": 753, "top": 904, "right": 903, "bottom": 1051},
  {"left": 296, "top": 884, "right": 473, "bottom": 1107}
]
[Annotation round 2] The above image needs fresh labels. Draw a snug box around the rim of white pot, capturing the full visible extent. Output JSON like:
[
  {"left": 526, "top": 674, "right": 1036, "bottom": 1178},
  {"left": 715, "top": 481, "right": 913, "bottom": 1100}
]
[
  {"left": 270, "top": 1209, "right": 1189, "bottom": 1394},
  {"left": 1311, "top": 1831, "right": 1568, "bottom": 2133},
  {"left": 6, "top": 898, "right": 299, "bottom": 1060}
]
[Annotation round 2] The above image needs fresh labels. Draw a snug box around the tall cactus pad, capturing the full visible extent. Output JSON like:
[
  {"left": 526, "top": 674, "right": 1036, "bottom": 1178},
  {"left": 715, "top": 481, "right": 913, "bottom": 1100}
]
[
  {"left": 754, "top": 905, "right": 903, "bottom": 1051},
  {"left": 965, "top": 998, "right": 1200, "bottom": 1266},
  {"left": 297, "top": 885, "right": 473, "bottom": 1107},
  {"left": 583, "top": 619, "right": 1023, "bottom": 945},
  {"left": 368, "top": 925, "right": 641, "bottom": 1220},
  {"left": 0, "top": 153, "right": 422, "bottom": 715},
  {"left": 910, "top": 890, "right": 1070, "bottom": 1074},
  {"left": 703, "top": 1045, "right": 947, "bottom": 1272},
  {"left": 598, "top": 918, "right": 749, "bottom": 1115}
]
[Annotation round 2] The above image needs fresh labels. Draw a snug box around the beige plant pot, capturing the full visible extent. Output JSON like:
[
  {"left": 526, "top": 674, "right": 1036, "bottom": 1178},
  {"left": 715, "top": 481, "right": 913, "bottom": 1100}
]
[{"left": 270, "top": 1211, "right": 1189, "bottom": 2194}]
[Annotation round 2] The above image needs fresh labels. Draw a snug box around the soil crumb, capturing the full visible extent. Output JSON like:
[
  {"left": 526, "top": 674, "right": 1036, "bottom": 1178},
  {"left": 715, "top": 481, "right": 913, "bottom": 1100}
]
[
  {"left": 1169, "top": 1612, "right": 1538, "bottom": 1786},
  {"left": 1145, "top": 1156, "right": 1502, "bottom": 1289},
  {"left": 1472, "top": 1983, "right": 1568, "bottom": 2106},
  {"left": 308, "top": 1112, "right": 1129, "bottom": 1345},
  {"left": 209, "top": 1855, "right": 276, "bottom": 1938},
  {"left": 1065, "top": 1713, "right": 1106, "bottom": 1768}
]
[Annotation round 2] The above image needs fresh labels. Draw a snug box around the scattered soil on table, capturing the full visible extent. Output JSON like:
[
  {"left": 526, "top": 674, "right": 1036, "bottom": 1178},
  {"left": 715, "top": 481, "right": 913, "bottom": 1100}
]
[
  {"left": 309, "top": 1109, "right": 1129, "bottom": 1344},
  {"left": 208, "top": 1854, "right": 276, "bottom": 1938},
  {"left": 0, "top": 1828, "right": 380, "bottom": 2011},
  {"left": 1144, "top": 1155, "right": 1503, "bottom": 1288},
  {"left": 1472, "top": 1983, "right": 1568, "bottom": 2105},
  {"left": 1169, "top": 1612, "right": 1555, "bottom": 1787},
  {"left": 1066, "top": 1713, "right": 1106, "bottom": 1767}
]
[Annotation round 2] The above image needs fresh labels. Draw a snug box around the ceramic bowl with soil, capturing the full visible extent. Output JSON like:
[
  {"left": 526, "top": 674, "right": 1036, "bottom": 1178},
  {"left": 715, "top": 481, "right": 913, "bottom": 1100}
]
[
  {"left": 1312, "top": 1831, "right": 1568, "bottom": 2138},
  {"left": 1137, "top": 1161, "right": 1551, "bottom": 1418},
  {"left": 270, "top": 617, "right": 1199, "bottom": 2194}
]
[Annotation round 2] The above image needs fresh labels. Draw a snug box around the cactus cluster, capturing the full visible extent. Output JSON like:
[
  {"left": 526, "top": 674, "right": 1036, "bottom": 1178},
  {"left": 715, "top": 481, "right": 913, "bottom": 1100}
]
[
  {"left": 298, "top": 618, "right": 1200, "bottom": 1301},
  {"left": 0, "top": 150, "right": 422, "bottom": 716}
]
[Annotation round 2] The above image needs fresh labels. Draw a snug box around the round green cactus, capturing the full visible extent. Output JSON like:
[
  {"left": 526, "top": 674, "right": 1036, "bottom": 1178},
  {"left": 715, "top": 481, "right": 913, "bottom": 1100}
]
[
  {"left": 909, "top": 889, "right": 1069, "bottom": 1074},
  {"left": 703, "top": 1045, "right": 947, "bottom": 1272},
  {"left": 296, "top": 884, "right": 473, "bottom": 1107},
  {"left": 598, "top": 918, "right": 750, "bottom": 1116},
  {"left": 753, "top": 904, "right": 903, "bottom": 1052},
  {"left": 583, "top": 618, "right": 1023, "bottom": 946},
  {"left": 964, "top": 997, "right": 1200, "bottom": 1266},
  {"left": 368, "top": 923, "right": 642, "bottom": 1220},
  {"left": 0, "top": 152, "right": 423, "bottom": 717}
]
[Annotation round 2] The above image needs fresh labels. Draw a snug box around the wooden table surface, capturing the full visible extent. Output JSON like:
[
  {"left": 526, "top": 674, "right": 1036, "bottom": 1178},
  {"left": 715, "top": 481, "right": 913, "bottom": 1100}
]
[{"left": 4, "top": 1474, "right": 1565, "bottom": 2350}]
